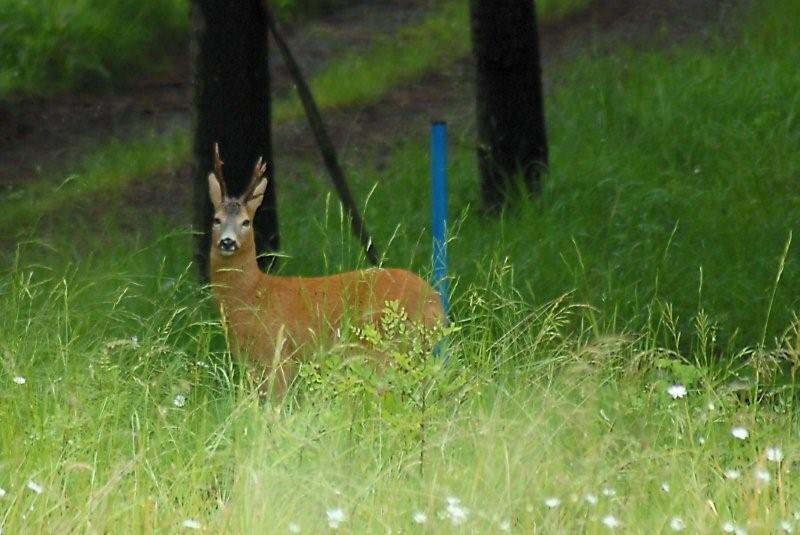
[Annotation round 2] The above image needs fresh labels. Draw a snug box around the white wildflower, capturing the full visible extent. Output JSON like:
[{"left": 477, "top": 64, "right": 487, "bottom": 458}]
[
  {"left": 601, "top": 487, "right": 617, "bottom": 497},
  {"left": 661, "top": 482, "right": 670, "bottom": 493},
  {"left": 585, "top": 493, "right": 599, "bottom": 505},
  {"left": 766, "top": 447, "right": 784, "bottom": 463},
  {"left": 731, "top": 426, "right": 749, "bottom": 440},
  {"left": 499, "top": 519, "right": 511, "bottom": 531},
  {"left": 446, "top": 495, "right": 460, "bottom": 506},
  {"left": 544, "top": 496, "right": 561, "bottom": 508},
  {"left": 780, "top": 520, "right": 794, "bottom": 533},
  {"left": 13, "top": 376, "right": 26, "bottom": 385},
  {"left": 412, "top": 511, "right": 427, "bottom": 524},
  {"left": 670, "top": 516, "right": 686, "bottom": 531},
  {"left": 327, "top": 507, "right": 346, "bottom": 529},
  {"left": 724, "top": 468, "right": 741, "bottom": 480},
  {"left": 182, "top": 518, "right": 202, "bottom": 530},
  {"left": 173, "top": 394, "right": 187, "bottom": 408},
  {"left": 755, "top": 467, "right": 771, "bottom": 483},
  {"left": 667, "top": 384, "right": 687, "bottom": 399},
  {"left": 0, "top": 487, "right": 6, "bottom": 497},
  {"left": 723, "top": 521, "right": 747, "bottom": 535},
  {"left": 601, "top": 514, "right": 621, "bottom": 529},
  {"left": 26, "top": 480, "right": 43, "bottom": 494},
  {"left": 288, "top": 522, "right": 301, "bottom": 533},
  {"left": 446, "top": 501, "right": 469, "bottom": 526}
]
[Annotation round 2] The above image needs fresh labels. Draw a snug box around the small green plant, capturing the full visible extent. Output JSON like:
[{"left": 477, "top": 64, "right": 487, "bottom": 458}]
[{"left": 293, "top": 300, "right": 470, "bottom": 459}]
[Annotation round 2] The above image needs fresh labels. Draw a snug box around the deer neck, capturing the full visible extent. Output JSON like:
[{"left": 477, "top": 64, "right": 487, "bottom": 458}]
[{"left": 209, "top": 237, "right": 264, "bottom": 307}]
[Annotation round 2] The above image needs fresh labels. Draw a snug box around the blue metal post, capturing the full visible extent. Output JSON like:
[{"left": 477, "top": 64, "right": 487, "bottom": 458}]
[{"left": 431, "top": 121, "right": 449, "bottom": 319}]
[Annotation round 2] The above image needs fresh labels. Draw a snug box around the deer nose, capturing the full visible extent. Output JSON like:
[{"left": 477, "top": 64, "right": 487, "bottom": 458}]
[{"left": 219, "top": 238, "right": 238, "bottom": 251}]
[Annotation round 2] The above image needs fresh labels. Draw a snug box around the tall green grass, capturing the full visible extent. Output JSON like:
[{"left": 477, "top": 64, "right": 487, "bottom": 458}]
[
  {"left": 1, "top": 236, "right": 799, "bottom": 532},
  {"left": 0, "top": 0, "right": 188, "bottom": 97}
]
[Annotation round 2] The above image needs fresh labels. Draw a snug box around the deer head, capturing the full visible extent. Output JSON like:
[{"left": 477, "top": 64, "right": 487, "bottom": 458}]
[{"left": 208, "top": 144, "right": 268, "bottom": 257}]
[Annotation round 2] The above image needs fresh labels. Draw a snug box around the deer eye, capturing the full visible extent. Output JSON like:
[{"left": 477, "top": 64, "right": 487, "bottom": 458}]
[
  {"left": 242, "top": 219, "right": 251, "bottom": 228},
  {"left": 213, "top": 217, "right": 222, "bottom": 226}
]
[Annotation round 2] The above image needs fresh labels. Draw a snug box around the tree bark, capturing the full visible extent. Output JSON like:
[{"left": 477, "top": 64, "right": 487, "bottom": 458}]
[
  {"left": 470, "top": 0, "right": 548, "bottom": 211},
  {"left": 192, "top": 0, "right": 278, "bottom": 278}
]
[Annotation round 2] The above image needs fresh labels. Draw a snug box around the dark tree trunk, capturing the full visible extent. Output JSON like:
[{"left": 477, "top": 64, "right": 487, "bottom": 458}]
[
  {"left": 192, "top": 0, "right": 278, "bottom": 278},
  {"left": 470, "top": 0, "right": 548, "bottom": 211}
]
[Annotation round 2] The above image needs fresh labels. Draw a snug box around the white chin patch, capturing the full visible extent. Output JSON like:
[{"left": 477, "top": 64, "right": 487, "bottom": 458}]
[{"left": 219, "top": 249, "right": 236, "bottom": 257}]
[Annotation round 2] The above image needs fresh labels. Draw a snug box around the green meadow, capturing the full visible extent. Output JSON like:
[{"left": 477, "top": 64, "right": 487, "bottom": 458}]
[{"left": 2, "top": 0, "right": 799, "bottom": 532}]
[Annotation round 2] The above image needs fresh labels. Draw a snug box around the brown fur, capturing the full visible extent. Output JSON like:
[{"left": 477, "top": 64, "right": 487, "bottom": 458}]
[{"left": 208, "top": 156, "right": 445, "bottom": 396}]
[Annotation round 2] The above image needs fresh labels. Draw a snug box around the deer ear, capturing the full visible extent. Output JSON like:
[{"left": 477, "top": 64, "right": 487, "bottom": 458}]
[
  {"left": 246, "top": 178, "right": 268, "bottom": 214},
  {"left": 208, "top": 172, "right": 223, "bottom": 210}
]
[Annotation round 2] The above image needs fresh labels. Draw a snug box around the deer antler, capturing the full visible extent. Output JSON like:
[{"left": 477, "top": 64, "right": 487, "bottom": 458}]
[
  {"left": 212, "top": 143, "right": 228, "bottom": 198},
  {"left": 242, "top": 156, "right": 268, "bottom": 201}
]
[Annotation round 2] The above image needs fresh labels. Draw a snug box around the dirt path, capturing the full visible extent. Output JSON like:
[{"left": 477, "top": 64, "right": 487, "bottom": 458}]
[{"left": 0, "top": 0, "right": 741, "bottom": 215}]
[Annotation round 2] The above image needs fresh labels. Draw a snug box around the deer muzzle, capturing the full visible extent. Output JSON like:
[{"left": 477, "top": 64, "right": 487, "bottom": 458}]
[{"left": 218, "top": 237, "right": 239, "bottom": 255}]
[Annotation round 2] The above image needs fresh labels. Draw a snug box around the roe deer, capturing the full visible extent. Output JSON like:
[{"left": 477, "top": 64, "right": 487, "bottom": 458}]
[{"left": 207, "top": 145, "right": 446, "bottom": 395}]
